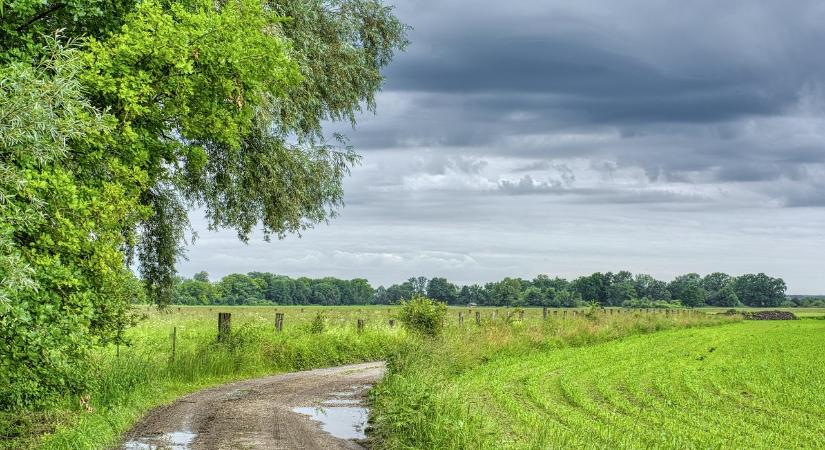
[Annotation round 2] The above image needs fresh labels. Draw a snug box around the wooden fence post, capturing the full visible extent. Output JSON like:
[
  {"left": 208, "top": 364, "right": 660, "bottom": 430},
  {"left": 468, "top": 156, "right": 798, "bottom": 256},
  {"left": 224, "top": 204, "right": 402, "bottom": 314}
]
[
  {"left": 475, "top": 311, "right": 481, "bottom": 325},
  {"left": 388, "top": 319, "right": 395, "bottom": 328},
  {"left": 519, "top": 310, "right": 524, "bottom": 321},
  {"left": 543, "top": 307, "right": 548, "bottom": 320},
  {"left": 357, "top": 319, "right": 365, "bottom": 333},
  {"left": 171, "top": 327, "right": 177, "bottom": 362},
  {"left": 563, "top": 310, "right": 567, "bottom": 318},
  {"left": 218, "top": 313, "right": 231, "bottom": 342},
  {"left": 275, "top": 312, "right": 284, "bottom": 332},
  {"left": 459, "top": 312, "right": 464, "bottom": 326}
]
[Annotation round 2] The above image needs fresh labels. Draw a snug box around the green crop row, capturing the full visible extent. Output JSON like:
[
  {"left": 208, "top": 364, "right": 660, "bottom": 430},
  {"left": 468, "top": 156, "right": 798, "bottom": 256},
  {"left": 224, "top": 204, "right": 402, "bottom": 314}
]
[{"left": 369, "top": 317, "right": 825, "bottom": 449}]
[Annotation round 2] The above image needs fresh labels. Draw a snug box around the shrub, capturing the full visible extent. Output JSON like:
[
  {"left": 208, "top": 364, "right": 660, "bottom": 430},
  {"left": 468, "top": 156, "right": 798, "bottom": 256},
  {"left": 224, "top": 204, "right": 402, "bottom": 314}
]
[
  {"left": 308, "top": 312, "right": 326, "bottom": 334},
  {"left": 398, "top": 296, "right": 447, "bottom": 337}
]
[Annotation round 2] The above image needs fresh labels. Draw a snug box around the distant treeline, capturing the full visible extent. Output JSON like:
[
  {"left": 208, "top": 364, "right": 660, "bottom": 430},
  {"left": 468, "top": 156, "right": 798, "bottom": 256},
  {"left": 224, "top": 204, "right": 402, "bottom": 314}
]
[{"left": 170, "top": 271, "right": 821, "bottom": 308}]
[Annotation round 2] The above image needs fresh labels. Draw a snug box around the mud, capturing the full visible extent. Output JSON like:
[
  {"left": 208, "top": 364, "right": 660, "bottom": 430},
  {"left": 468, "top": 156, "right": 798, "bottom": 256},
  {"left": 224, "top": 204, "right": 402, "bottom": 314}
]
[{"left": 121, "top": 362, "right": 385, "bottom": 450}]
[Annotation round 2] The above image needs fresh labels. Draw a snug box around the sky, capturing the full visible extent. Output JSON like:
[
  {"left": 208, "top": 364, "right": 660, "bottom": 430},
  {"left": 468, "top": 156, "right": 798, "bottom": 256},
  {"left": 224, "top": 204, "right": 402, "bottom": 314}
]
[{"left": 181, "top": 0, "right": 825, "bottom": 294}]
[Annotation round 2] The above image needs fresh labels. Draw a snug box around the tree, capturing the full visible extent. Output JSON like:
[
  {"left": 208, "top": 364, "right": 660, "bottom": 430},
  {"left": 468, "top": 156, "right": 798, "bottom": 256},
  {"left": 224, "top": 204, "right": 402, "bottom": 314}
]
[
  {"left": 458, "top": 284, "right": 488, "bottom": 305},
  {"left": 607, "top": 281, "right": 637, "bottom": 306},
  {"left": 490, "top": 278, "right": 522, "bottom": 306},
  {"left": 426, "top": 277, "right": 459, "bottom": 304},
  {"left": 348, "top": 279, "right": 375, "bottom": 305},
  {"left": 715, "top": 285, "right": 740, "bottom": 307},
  {"left": 520, "top": 287, "right": 547, "bottom": 306},
  {"left": 218, "top": 274, "right": 263, "bottom": 305},
  {"left": 668, "top": 274, "right": 707, "bottom": 307},
  {"left": 2, "top": 0, "right": 407, "bottom": 407},
  {"left": 733, "top": 273, "right": 786, "bottom": 307},
  {"left": 311, "top": 282, "right": 340, "bottom": 305},
  {"left": 0, "top": 43, "right": 140, "bottom": 407},
  {"left": 409, "top": 276, "right": 428, "bottom": 296},
  {"left": 571, "top": 273, "right": 610, "bottom": 304},
  {"left": 634, "top": 274, "right": 671, "bottom": 300},
  {"left": 2, "top": 0, "right": 408, "bottom": 308}
]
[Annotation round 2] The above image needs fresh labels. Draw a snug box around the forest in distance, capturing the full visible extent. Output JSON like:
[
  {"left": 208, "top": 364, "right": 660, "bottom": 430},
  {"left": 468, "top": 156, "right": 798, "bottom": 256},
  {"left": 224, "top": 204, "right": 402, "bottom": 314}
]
[{"left": 170, "top": 270, "right": 817, "bottom": 308}]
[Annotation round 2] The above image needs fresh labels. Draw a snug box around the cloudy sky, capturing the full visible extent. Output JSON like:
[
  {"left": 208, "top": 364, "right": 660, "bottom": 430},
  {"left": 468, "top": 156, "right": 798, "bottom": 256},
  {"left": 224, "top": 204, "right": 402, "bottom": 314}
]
[{"left": 182, "top": 0, "right": 825, "bottom": 293}]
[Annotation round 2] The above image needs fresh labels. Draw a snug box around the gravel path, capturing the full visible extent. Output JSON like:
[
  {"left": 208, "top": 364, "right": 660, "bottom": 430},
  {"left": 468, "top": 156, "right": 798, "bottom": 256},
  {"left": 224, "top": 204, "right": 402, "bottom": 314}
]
[{"left": 121, "top": 362, "right": 386, "bottom": 450}]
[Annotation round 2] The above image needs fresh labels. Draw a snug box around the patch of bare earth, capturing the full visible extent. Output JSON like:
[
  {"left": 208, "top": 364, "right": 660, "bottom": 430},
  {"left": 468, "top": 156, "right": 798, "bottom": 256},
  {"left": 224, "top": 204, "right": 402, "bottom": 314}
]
[{"left": 121, "top": 362, "right": 385, "bottom": 450}]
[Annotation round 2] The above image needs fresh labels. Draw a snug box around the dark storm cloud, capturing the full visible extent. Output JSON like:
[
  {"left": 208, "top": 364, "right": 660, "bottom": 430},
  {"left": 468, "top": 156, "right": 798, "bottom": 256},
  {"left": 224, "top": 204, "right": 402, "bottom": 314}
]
[
  {"left": 329, "top": 0, "right": 825, "bottom": 192},
  {"left": 180, "top": 1, "right": 825, "bottom": 294}
]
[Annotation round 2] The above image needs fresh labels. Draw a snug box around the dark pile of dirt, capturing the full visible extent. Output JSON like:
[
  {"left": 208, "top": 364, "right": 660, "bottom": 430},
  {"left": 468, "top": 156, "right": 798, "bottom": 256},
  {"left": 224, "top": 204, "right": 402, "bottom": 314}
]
[{"left": 745, "top": 310, "right": 797, "bottom": 320}]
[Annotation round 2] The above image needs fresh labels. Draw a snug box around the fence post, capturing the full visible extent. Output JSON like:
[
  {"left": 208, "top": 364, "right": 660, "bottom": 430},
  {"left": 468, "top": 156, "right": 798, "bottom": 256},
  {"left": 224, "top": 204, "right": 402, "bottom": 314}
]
[
  {"left": 543, "top": 307, "right": 548, "bottom": 320},
  {"left": 357, "top": 318, "right": 365, "bottom": 333},
  {"left": 475, "top": 311, "right": 481, "bottom": 325},
  {"left": 389, "top": 319, "right": 395, "bottom": 328},
  {"left": 563, "top": 310, "right": 567, "bottom": 318},
  {"left": 171, "top": 326, "right": 177, "bottom": 362},
  {"left": 459, "top": 312, "right": 464, "bottom": 326},
  {"left": 218, "top": 313, "right": 231, "bottom": 342},
  {"left": 275, "top": 312, "right": 284, "bottom": 332},
  {"left": 519, "top": 310, "right": 524, "bottom": 321}
]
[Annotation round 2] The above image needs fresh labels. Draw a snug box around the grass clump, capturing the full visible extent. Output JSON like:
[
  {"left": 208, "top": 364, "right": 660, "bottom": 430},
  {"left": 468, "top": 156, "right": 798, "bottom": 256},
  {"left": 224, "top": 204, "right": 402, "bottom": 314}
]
[{"left": 397, "top": 296, "right": 447, "bottom": 337}]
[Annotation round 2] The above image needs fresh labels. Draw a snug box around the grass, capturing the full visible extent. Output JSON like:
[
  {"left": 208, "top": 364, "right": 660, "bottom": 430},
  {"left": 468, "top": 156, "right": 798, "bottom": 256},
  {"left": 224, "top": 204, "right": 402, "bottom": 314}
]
[
  {"left": 4, "top": 305, "right": 822, "bottom": 449},
  {"left": 369, "top": 313, "right": 825, "bottom": 449},
  {"left": 0, "top": 305, "right": 406, "bottom": 450}
]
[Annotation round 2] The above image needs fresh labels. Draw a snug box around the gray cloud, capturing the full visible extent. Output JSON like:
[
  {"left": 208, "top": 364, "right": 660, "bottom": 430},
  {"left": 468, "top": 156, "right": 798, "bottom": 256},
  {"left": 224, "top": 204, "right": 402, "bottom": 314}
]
[{"left": 180, "top": 1, "right": 825, "bottom": 293}]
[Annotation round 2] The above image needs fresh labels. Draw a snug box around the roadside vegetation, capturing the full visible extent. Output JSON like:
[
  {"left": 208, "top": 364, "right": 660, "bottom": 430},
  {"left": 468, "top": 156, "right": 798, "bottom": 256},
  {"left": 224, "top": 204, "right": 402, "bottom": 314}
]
[
  {"left": 0, "top": 306, "right": 406, "bottom": 450},
  {"left": 370, "top": 312, "right": 825, "bottom": 449}
]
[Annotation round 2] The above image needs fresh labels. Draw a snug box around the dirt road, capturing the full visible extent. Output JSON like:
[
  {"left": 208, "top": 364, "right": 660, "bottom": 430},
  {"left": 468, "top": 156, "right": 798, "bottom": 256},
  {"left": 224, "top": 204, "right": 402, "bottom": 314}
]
[{"left": 121, "top": 362, "right": 386, "bottom": 450}]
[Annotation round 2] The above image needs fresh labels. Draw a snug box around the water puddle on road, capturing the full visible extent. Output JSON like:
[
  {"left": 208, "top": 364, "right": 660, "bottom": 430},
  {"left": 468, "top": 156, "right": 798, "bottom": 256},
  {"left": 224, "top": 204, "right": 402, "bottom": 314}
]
[
  {"left": 292, "top": 406, "right": 369, "bottom": 440},
  {"left": 122, "top": 430, "right": 196, "bottom": 450}
]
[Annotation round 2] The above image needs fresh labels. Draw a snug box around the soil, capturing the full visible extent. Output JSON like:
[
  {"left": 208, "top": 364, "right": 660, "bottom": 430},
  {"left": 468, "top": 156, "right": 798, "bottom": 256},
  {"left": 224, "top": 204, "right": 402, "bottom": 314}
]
[
  {"left": 120, "top": 362, "right": 386, "bottom": 450},
  {"left": 746, "top": 310, "right": 798, "bottom": 320}
]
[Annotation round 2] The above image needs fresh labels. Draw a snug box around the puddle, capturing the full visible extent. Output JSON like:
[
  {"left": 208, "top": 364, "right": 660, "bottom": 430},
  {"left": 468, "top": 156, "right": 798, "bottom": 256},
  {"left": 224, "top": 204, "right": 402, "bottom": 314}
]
[
  {"left": 292, "top": 406, "right": 369, "bottom": 440},
  {"left": 322, "top": 398, "right": 360, "bottom": 405},
  {"left": 122, "top": 430, "right": 196, "bottom": 449}
]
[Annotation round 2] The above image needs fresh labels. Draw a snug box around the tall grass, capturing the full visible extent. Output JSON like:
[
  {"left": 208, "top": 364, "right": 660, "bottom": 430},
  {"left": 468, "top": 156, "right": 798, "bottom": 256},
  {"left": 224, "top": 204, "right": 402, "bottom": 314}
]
[
  {"left": 369, "top": 309, "right": 742, "bottom": 449},
  {"left": 1, "top": 306, "right": 407, "bottom": 450}
]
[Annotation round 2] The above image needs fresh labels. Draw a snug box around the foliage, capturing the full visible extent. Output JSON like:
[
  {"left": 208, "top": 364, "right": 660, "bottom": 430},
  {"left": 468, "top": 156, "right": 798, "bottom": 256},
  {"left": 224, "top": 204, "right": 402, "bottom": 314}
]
[
  {"left": 732, "top": 273, "right": 787, "bottom": 307},
  {"left": 668, "top": 273, "right": 708, "bottom": 307},
  {"left": 398, "top": 296, "right": 447, "bottom": 337},
  {"left": 308, "top": 312, "right": 326, "bottom": 334},
  {"left": 621, "top": 297, "right": 683, "bottom": 309},
  {"left": 0, "top": 41, "right": 142, "bottom": 408}
]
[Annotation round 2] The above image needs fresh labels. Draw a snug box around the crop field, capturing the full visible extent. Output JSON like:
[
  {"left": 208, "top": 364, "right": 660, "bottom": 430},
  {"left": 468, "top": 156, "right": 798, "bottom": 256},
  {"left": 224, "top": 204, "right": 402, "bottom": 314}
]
[{"left": 371, "top": 319, "right": 825, "bottom": 449}]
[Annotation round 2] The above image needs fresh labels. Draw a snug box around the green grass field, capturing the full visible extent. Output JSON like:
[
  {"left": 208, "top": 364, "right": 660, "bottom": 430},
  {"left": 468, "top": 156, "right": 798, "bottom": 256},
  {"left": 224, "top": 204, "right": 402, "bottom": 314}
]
[
  {"left": 370, "top": 318, "right": 825, "bottom": 449},
  {"left": 4, "top": 305, "right": 822, "bottom": 449}
]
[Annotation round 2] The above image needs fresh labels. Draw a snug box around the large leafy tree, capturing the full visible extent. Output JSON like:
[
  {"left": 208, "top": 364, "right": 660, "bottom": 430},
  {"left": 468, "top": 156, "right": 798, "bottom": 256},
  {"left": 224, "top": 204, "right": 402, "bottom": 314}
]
[{"left": 1, "top": 0, "right": 407, "bottom": 407}]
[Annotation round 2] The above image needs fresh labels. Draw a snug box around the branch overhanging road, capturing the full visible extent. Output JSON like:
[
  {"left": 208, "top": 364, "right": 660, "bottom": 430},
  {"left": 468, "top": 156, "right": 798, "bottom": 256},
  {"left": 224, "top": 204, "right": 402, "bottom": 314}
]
[{"left": 122, "top": 362, "right": 386, "bottom": 450}]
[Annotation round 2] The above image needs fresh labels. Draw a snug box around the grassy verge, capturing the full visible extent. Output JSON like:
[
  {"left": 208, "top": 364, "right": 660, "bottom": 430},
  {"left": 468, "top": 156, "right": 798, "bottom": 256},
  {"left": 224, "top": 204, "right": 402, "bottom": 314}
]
[
  {"left": 369, "top": 312, "right": 825, "bottom": 449},
  {"left": 0, "top": 306, "right": 407, "bottom": 450},
  {"left": 368, "top": 309, "right": 744, "bottom": 449}
]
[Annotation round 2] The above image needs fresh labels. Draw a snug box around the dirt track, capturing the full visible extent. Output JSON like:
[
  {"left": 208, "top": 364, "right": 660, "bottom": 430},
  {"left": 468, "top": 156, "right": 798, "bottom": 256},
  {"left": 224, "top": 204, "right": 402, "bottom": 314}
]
[{"left": 121, "top": 362, "right": 386, "bottom": 450}]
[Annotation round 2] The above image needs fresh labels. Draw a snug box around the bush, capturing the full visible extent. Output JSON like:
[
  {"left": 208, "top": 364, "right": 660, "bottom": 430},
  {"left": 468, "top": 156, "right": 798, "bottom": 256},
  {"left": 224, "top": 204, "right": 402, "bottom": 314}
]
[
  {"left": 398, "top": 296, "right": 447, "bottom": 337},
  {"left": 308, "top": 312, "right": 326, "bottom": 334},
  {"left": 622, "top": 297, "right": 683, "bottom": 309}
]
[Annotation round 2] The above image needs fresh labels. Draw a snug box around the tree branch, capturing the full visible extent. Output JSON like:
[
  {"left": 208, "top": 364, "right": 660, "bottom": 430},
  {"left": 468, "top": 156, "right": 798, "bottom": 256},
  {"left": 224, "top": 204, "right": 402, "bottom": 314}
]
[{"left": 17, "top": 2, "right": 66, "bottom": 33}]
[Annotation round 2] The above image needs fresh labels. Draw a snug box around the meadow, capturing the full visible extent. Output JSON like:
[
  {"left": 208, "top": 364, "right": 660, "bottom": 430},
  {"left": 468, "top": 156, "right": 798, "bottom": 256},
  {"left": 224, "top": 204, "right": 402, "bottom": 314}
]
[
  {"left": 1, "top": 305, "right": 406, "bottom": 450},
  {"left": 3, "top": 305, "right": 822, "bottom": 449},
  {"left": 369, "top": 314, "right": 825, "bottom": 449}
]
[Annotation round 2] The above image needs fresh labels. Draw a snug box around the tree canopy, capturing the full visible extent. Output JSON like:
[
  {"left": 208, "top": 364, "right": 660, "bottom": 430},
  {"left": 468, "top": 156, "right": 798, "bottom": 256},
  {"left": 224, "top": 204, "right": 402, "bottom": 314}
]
[{"left": 1, "top": 0, "right": 407, "bottom": 408}]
